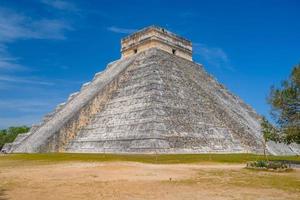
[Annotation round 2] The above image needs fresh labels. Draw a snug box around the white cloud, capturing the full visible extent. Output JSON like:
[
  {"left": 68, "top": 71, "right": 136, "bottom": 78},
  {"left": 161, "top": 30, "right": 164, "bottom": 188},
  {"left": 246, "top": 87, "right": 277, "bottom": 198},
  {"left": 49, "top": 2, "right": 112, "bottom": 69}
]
[
  {"left": 0, "top": 115, "right": 42, "bottom": 129},
  {"left": 41, "top": 0, "right": 78, "bottom": 11},
  {"left": 0, "top": 4, "right": 78, "bottom": 129},
  {"left": 0, "top": 6, "right": 73, "bottom": 69},
  {"left": 0, "top": 8, "right": 72, "bottom": 42},
  {"left": 0, "top": 6, "right": 73, "bottom": 71},
  {"left": 0, "top": 98, "right": 60, "bottom": 128},
  {"left": 0, "top": 56, "right": 27, "bottom": 71},
  {"left": 0, "top": 75, "right": 54, "bottom": 86},
  {"left": 0, "top": 99, "right": 53, "bottom": 113},
  {"left": 30, "top": 19, "right": 73, "bottom": 40},
  {"left": 107, "top": 26, "right": 137, "bottom": 34},
  {"left": 194, "top": 43, "right": 233, "bottom": 70},
  {"left": 0, "top": 44, "right": 28, "bottom": 70}
]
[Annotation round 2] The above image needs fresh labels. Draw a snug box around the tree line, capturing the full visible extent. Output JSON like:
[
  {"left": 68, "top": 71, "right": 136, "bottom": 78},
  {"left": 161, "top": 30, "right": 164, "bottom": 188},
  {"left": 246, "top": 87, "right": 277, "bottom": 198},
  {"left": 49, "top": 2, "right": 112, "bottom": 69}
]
[{"left": 0, "top": 126, "right": 30, "bottom": 150}]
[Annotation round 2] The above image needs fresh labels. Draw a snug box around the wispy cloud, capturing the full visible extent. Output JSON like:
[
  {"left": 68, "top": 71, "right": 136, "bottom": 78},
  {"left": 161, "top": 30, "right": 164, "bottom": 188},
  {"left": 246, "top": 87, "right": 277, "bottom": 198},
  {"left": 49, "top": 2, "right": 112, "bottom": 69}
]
[
  {"left": 0, "top": 77, "right": 82, "bottom": 128},
  {"left": 194, "top": 43, "right": 233, "bottom": 71},
  {"left": 0, "top": 102, "right": 62, "bottom": 127},
  {"left": 0, "top": 98, "right": 63, "bottom": 128},
  {"left": 0, "top": 8, "right": 72, "bottom": 42},
  {"left": 0, "top": 115, "right": 42, "bottom": 129},
  {"left": 0, "top": 6, "right": 73, "bottom": 71},
  {"left": 0, "top": 75, "right": 54, "bottom": 86},
  {"left": 0, "top": 99, "right": 54, "bottom": 113},
  {"left": 0, "top": 55, "right": 27, "bottom": 71},
  {"left": 41, "top": 0, "right": 78, "bottom": 11},
  {"left": 0, "top": 3, "right": 80, "bottom": 129},
  {"left": 107, "top": 26, "right": 137, "bottom": 34},
  {"left": 0, "top": 44, "right": 28, "bottom": 71}
]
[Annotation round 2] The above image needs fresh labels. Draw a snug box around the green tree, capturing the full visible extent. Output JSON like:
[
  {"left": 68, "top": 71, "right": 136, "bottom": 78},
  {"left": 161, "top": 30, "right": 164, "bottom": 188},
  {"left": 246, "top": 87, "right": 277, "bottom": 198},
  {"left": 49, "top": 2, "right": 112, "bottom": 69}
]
[
  {"left": 261, "top": 117, "right": 280, "bottom": 159},
  {"left": 0, "top": 126, "right": 30, "bottom": 150},
  {"left": 268, "top": 64, "right": 300, "bottom": 144},
  {"left": 0, "top": 129, "right": 8, "bottom": 150}
]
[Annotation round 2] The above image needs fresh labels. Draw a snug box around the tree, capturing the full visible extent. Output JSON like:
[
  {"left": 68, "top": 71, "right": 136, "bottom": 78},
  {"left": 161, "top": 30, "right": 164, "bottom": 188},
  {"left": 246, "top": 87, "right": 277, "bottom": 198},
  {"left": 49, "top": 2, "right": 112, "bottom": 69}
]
[
  {"left": 0, "top": 126, "right": 30, "bottom": 150},
  {"left": 0, "top": 129, "right": 8, "bottom": 150},
  {"left": 268, "top": 64, "right": 300, "bottom": 144},
  {"left": 261, "top": 117, "right": 280, "bottom": 159}
]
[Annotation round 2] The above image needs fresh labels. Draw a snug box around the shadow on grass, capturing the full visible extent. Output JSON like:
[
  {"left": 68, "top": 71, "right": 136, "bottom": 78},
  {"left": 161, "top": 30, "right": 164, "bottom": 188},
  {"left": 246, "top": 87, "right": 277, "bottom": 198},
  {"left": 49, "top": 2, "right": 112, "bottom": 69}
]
[{"left": 0, "top": 188, "right": 8, "bottom": 200}]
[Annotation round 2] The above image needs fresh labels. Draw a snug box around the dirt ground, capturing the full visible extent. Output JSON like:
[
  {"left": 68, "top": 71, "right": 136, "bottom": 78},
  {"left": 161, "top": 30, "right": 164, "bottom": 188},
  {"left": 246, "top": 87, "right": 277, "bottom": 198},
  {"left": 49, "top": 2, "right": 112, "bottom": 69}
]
[{"left": 0, "top": 161, "right": 299, "bottom": 200}]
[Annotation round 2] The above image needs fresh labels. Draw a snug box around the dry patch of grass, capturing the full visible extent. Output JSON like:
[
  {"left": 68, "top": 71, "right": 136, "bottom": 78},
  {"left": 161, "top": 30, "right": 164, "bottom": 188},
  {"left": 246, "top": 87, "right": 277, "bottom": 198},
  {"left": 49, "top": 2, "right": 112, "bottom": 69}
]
[
  {"left": 0, "top": 188, "right": 8, "bottom": 200},
  {"left": 0, "top": 160, "right": 299, "bottom": 200},
  {"left": 1, "top": 153, "right": 299, "bottom": 199},
  {"left": 173, "top": 168, "right": 300, "bottom": 193}
]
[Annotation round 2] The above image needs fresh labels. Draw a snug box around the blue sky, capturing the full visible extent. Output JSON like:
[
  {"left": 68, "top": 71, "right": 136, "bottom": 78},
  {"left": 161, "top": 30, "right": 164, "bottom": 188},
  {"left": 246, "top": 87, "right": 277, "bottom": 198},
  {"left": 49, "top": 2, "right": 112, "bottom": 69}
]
[{"left": 0, "top": 0, "right": 299, "bottom": 128}]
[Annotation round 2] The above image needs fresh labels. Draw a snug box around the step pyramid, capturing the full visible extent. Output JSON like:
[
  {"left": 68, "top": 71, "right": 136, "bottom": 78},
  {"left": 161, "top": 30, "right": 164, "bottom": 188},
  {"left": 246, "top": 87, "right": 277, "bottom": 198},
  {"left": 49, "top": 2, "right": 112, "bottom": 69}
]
[{"left": 4, "top": 26, "right": 299, "bottom": 154}]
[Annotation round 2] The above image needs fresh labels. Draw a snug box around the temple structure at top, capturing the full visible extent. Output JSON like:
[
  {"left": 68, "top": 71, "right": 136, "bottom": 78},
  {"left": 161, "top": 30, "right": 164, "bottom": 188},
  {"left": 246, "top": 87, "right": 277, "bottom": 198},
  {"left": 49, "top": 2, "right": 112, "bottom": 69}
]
[{"left": 121, "top": 26, "right": 193, "bottom": 61}]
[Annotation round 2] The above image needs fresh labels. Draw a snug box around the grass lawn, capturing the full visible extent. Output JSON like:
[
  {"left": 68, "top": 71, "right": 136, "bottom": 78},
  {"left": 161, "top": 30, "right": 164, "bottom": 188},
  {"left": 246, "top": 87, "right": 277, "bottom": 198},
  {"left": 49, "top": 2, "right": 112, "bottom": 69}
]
[{"left": 0, "top": 153, "right": 299, "bottom": 166}]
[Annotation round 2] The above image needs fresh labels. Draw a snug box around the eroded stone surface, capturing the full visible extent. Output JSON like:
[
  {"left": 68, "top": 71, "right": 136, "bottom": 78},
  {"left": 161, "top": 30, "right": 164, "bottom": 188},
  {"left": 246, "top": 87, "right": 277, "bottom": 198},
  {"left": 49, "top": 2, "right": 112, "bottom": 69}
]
[
  {"left": 6, "top": 48, "right": 299, "bottom": 155},
  {"left": 65, "top": 49, "right": 267, "bottom": 153},
  {"left": 9, "top": 54, "right": 136, "bottom": 153}
]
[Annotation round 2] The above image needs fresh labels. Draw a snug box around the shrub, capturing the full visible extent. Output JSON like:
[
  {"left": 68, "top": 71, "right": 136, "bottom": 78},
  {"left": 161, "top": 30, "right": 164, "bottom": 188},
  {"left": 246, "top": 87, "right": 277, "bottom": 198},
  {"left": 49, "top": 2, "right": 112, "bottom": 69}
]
[
  {"left": 267, "top": 161, "right": 288, "bottom": 169},
  {"left": 246, "top": 160, "right": 290, "bottom": 171}
]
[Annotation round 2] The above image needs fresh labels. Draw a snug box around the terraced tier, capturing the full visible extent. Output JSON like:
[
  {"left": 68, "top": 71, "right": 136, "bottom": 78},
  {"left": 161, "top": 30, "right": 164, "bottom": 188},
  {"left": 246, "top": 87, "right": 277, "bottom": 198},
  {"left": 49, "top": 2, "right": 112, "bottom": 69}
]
[
  {"left": 67, "top": 49, "right": 263, "bottom": 153},
  {"left": 6, "top": 48, "right": 300, "bottom": 155}
]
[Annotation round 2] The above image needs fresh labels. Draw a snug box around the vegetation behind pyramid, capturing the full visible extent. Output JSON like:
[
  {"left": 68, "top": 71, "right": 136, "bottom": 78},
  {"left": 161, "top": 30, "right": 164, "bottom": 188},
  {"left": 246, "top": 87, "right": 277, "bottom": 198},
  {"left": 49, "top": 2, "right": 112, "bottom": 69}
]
[{"left": 4, "top": 26, "right": 299, "bottom": 155}]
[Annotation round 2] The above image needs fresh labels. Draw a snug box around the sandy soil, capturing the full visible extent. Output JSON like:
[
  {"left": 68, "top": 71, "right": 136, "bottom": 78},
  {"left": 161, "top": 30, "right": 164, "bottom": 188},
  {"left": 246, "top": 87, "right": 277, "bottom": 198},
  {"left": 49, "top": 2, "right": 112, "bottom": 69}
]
[{"left": 0, "top": 162, "right": 299, "bottom": 200}]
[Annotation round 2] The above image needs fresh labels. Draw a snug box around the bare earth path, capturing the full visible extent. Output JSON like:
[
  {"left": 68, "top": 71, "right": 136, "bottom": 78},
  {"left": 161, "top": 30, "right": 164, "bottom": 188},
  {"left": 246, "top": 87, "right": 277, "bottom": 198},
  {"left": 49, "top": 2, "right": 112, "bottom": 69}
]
[{"left": 0, "top": 161, "right": 299, "bottom": 200}]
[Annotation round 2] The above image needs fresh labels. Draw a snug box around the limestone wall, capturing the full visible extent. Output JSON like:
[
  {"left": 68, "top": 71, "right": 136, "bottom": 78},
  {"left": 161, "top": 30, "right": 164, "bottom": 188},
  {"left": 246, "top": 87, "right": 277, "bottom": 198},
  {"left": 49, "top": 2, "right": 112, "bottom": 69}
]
[
  {"left": 122, "top": 39, "right": 192, "bottom": 61},
  {"left": 7, "top": 47, "right": 300, "bottom": 155},
  {"left": 67, "top": 49, "right": 266, "bottom": 153},
  {"left": 10, "top": 55, "right": 137, "bottom": 153},
  {"left": 121, "top": 26, "right": 192, "bottom": 61}
]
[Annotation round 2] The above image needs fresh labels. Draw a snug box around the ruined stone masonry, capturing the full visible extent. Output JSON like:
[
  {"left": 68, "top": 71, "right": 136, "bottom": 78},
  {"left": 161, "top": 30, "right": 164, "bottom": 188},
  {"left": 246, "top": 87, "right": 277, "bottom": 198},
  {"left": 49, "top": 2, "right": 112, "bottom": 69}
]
[{"left": 3, "top": 26, "right": 300, "bottom": 155}]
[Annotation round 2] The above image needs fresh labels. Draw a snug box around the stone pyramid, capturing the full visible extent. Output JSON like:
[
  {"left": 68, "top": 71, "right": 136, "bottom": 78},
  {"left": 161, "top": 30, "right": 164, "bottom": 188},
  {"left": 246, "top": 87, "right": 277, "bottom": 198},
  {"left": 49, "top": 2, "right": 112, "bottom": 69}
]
[{"left": 4, "top": 26, "right": 300, "bottom": 155}]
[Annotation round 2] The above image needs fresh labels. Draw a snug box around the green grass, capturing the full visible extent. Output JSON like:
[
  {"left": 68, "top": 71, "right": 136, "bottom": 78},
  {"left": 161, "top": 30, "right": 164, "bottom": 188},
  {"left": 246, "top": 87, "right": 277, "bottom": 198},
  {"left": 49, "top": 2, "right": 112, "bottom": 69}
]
[{"left": 0, "top": 153, "right": 299, "bottom": 166}]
